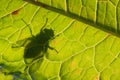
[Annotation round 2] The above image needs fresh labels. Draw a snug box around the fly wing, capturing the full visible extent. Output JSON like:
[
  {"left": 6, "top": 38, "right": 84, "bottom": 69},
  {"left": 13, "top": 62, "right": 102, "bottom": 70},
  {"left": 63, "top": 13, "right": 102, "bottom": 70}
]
[
  {"left": 11, "top": 37, "right": 33, "bottom": 48},
  {"left": 24, "top": 44, "right": 44, "bottom": 64}
]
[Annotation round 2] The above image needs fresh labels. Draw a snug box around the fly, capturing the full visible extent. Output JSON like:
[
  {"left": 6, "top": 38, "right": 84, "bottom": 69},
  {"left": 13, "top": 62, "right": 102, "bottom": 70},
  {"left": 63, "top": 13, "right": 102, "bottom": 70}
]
[{"left": 12, "top": 18, "right": 58, "bottom": 64}]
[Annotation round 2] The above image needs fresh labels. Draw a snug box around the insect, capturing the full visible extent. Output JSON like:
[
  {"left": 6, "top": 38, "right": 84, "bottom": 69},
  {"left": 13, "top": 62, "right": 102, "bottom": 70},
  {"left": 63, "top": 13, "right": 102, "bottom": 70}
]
[{"left": 12, "top": 18, "right": 58, "bottom": 64}]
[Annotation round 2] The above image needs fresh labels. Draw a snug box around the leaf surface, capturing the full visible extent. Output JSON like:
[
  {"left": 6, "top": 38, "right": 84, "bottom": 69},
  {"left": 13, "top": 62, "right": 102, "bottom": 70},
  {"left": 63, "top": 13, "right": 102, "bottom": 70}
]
[{"left": 0, "top": 0, "right": 120, "bottom": 80}]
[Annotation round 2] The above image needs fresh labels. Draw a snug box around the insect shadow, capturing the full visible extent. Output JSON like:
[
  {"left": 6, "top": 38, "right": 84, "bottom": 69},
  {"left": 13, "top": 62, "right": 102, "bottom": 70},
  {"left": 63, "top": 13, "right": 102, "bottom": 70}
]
[{"left": 12, "top": 18, "right": 58, "bottom": 64}]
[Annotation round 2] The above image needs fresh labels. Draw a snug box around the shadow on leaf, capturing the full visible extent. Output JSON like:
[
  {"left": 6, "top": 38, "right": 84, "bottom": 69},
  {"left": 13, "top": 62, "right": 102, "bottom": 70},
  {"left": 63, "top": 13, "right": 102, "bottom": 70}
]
[{"left": 12, "top": 18, "right": 58, "bottom": 64}]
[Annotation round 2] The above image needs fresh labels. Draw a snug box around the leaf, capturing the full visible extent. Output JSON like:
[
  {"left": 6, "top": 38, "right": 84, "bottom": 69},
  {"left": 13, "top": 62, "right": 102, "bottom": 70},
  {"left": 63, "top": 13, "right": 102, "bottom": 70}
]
[
  {"left": 25, "top": 0, "right": 120, "bottom": 37},
  {"left": 0, "top": 71, "right": 13, "bottom": 80},
  {"left": 0, "top": 0, "right": 120, "bottom": 80}
]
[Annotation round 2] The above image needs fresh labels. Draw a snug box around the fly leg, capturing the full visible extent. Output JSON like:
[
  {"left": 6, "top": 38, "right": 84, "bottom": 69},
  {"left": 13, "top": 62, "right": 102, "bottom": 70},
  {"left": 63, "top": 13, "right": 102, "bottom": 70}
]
[
  {"left": 11, "top": 38, "right": 33, "bottom": 48},
  {"left": 41, "top": 18, "right": 48, "bottom": 31},
  {"left": 21, "top": 19, "right": 35, "bottom": 38},
  {"left": 48, "top": 45, "right": 58, "bottom": 53},
  {"left": 12, "top": 19, "right": 35, "bottom": 48}
]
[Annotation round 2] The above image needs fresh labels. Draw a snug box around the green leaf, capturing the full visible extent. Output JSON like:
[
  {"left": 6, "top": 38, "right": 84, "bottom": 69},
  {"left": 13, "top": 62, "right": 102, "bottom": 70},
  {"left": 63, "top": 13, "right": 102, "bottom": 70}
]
[
  {"left": 0, "top": 71, "right": 13, "bottom": 80},
  {"left": 0, "top": 0, "right": 120, "bottom": 80},
  {"left": 26, "top": 0, "right": 120, "bottom": 36}
]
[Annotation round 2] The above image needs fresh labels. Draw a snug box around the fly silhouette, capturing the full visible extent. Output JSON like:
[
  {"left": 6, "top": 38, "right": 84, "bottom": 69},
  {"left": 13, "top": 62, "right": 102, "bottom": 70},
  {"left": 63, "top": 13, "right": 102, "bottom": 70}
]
[{"left": 12, "top": 18, "right": 58, "bottom": 64}]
